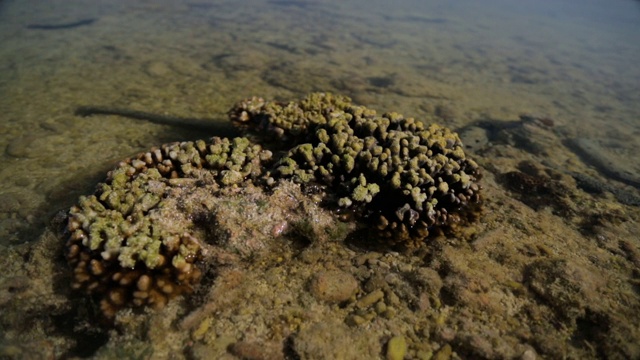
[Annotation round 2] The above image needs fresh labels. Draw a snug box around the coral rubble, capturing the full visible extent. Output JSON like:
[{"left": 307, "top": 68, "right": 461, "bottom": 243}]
[{"left": 65, "top": 93, "right": 481, "bottom": 317}]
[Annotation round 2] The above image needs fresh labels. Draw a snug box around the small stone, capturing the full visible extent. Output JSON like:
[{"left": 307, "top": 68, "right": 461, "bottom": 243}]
[
  {"left": 521, "top": 348, "right": 537, "bottom": 360},
  {"left": 381, "top": 307, "right": 397, "bottom": 319},
  {"left": 293, "top": 321, "right": 378, "bottom": 358},
  {"left": 386, "top": 336, "right": 407, "bottom": 360},
  {"left": 345, "top": 314, "right": 367, "bottom": 326},
  {"left": 145, "top": 61, "right": 172, "bottom": 77},
  {"left": 362, "top": 310, "right": 377, "bottom": 322},
  {"left": 524, "top": 258, "right": 603, "bottom": 320},
  {"left": 356, "top": 289, "right": 385, "bottom": 309},
  {"left": 192, "top": 317, "right": 212, "bottom": 341},
  {"left": 568, "top": 137, "right": 640, "bottom": 188},
  {"left": 229, "top": 340, "right": 285, "bottom": 360},
  {"left": 386, "top": 290, "right": 401, "bottom": 306},
  {"left": 433, "top": 344, "right": 452, "bottom": 360},
  {"left": 5, "top": 135, "right": 37, "bottom": 158},
  {"left": 309, "top": 270, "right": 358, "bottom": 303}
]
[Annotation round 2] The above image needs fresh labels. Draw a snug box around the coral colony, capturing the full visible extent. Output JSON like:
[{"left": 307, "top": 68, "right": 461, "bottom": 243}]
[{"left": 66, "top": 93, "right": 482, "bottom": 317}]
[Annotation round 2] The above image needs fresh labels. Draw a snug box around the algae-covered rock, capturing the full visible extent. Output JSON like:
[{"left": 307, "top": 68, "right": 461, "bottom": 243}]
[{"left": 308, "top": 270, "right": 359, "bottom": 303}]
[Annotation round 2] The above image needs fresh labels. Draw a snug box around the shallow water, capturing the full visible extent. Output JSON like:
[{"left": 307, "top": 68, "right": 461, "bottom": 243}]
[
  {"left": 0, "top": 0, "right": 639, "bottom": 244},
  {"left": 1, "top": 0, "right": 640, "bottom": 358}
]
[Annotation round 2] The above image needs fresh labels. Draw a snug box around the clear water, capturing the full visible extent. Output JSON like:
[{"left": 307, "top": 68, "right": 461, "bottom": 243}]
[
  {"left": 1, "top": 0, "right": 639, "bottom": 278},
  {"left": 1, "top": 0, "right": 640, "bottom": 357},
  {"left": 0, "top": 0, "right": 639, "bottom": 245}
]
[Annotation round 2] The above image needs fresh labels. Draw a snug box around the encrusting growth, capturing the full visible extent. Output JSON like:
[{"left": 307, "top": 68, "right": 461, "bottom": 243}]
[{"left": 66, "top": 92, "right": 481, "bottom": 318}]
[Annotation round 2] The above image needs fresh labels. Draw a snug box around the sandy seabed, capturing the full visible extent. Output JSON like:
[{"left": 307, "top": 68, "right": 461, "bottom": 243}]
[{"left": 1, "top": 0, "right": 639, "bottom": 358}]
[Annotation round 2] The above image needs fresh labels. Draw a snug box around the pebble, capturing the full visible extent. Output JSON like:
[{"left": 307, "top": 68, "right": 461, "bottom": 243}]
[
  {"left": 433, "top": 344, "right": 452, "bottom": 360},
  {"left": 294, "top": 320, "right": 383, "bottom": 358},
  {"left": 191, "top": 317, "right": 212, "bottom": 341},
  {"left": 570, "top": 171, "right": 640, "bottom": 206},
  {"left": 229, "top": 340, "right": 284, "bottom": 360},
  {"left": 5, "top": 134, "right": 68, "bottom": 160},
  {"left": 345, "top": 314, "right": 366, "bottom": 326},
  {"left": 356, "top": 288, "right": 385, "bottom": 309},
  {"left": 521, "top": 348, "right": 537, "bottom": 360},
  {"left": 374, "top": 301, "right": 387, "bottom": 314},
  {"left": 308, "top": 270, "right": 358, "bottom": 303},
  {"left": 386, "top": 290, "right": 401, "bottom": 307},
  {"left": 412, "top": 268, "right": 443, "bottom": 294},
  {"left": 0, "top": 192, "right": 22, "bottom": 213},
  {"left": 381, "top": 307, "right": 397, "bottom": 319},
  {"left": 524, "top": 258, "right": 602, "bottom": 319},
  {"left": 354, "top": 252, "right": 382, "bottom": 266},
  {"left": 386, "top": 336, "right": 407, "bottom": 360}
]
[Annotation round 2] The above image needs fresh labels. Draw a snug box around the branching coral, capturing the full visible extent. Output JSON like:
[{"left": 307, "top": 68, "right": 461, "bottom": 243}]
[
  {"left": 66, "top": 137, "right": 273, "bottom": 317},
  {"left": 66, "top": 92, "right": 481, "bottom": 317},
  {"left": 231, "top": 92, "right": 482, "bottom": 242}
]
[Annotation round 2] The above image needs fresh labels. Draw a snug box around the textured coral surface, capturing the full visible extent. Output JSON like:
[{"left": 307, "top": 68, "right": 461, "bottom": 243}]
[
  {"left": 65, "top": 93, "right": 482, "bottom": 317},
  {"left": 66, "top": 137, "right": 274, "bottom": 317},
  {"left": 232, "top": 93, "right": 482, "bottom": 242}
]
